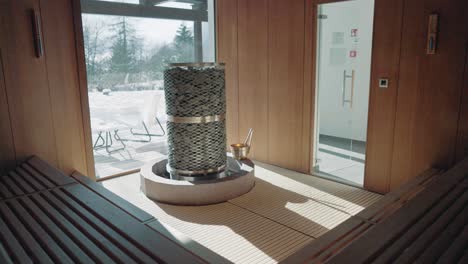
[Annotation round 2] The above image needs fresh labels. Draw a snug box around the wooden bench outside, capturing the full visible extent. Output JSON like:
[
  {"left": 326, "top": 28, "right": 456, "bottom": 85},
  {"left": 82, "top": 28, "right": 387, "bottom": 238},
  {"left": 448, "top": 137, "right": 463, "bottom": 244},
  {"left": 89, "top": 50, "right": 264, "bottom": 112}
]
[
  {"left": 283, "top": 159, "right": 468, "bottom": 263},
  {"left": 0, "top": 156, "right": 231, "bottom": 264}
]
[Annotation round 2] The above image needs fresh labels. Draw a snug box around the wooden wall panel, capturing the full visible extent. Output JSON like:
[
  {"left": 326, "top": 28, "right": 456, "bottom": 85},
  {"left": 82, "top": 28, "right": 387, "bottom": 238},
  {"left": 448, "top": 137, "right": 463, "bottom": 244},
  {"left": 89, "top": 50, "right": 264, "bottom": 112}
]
[
  {"left": 390, "top": 0, "right": 468, "bottom": 189},
  {"left": 217, "top": 0, "right": 468, "bottom": 192},
  {"left": 363, "top": 0, "right": 404, "bottom": 193},
  {"left": 40, "top": 0, "right": 88, "bottom": 175},
  {"left": 455, "top": 44, "right": 468, "bottom": 162},
  {"left": 267, "top": 0, "right": 305, "bottom": 171},
  {"left": 216, "top": 0, "right": 240, "bottom": 147},
  {"left": 0, "top": 0, "right": 58, "bottom": 166},
  {"left": 0, "top": 48, "right": 16, "bottom": 172},
  {"left": 301, "top": 0, "right": 316, "bottom": 174},
  {"left": 237, "top": 0, "right": 269, "bottom": 162},
  {"left": 71, "top": 0, "right": 95, "bottom": 178},
  {"left": 0, "top": 0, "right": 90, "bottom": 176}
]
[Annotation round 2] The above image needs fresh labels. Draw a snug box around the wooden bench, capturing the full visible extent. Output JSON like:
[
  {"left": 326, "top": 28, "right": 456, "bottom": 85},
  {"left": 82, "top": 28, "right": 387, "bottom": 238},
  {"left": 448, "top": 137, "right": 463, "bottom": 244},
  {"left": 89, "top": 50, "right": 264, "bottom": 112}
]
[
  {"left": 283, "top": 159, "right": 468, "bottom": 263},
  {"left": 0, "top": 156, "right": 230, "bottom": 264}
]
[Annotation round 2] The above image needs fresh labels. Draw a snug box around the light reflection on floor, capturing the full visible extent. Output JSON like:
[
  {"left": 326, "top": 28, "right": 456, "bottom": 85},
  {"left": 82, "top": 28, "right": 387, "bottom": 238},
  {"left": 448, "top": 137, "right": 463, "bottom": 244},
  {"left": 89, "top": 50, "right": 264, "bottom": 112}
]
[{"left": 314, "top": 135, "right": 366, "bottom": 186}]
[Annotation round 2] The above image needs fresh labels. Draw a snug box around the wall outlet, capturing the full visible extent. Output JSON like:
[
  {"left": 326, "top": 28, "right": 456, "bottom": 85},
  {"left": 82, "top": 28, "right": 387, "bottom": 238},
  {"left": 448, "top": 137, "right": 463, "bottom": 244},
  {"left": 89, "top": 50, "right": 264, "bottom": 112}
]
[{"left": 379, "top": 78, "right": 389, "bottom": 88}]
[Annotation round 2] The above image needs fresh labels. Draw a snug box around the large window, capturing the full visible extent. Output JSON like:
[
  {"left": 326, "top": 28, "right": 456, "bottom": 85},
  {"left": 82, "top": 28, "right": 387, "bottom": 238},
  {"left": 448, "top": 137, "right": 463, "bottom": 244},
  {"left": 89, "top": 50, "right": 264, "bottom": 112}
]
[{"left": 80, "top": 0, "right": 216, "bottom": 179}]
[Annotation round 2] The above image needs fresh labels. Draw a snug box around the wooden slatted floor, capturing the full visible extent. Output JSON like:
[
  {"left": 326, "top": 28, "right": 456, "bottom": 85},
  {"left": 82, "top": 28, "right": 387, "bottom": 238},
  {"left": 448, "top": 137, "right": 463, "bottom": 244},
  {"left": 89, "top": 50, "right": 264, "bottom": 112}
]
[{"left": 102, "top": 161, "right": 382, "bottom": 263}]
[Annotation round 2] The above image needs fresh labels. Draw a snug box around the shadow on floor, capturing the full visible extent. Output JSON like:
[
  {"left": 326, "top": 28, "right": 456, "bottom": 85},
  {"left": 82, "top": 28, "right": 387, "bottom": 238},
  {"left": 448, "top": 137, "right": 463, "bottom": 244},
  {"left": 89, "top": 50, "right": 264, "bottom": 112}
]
[
  {"left": 157, "top": 178, "right": 338, "bottom": 262},
  {"left": 257, "top": 162, "right": 380, "bottom": 208}
]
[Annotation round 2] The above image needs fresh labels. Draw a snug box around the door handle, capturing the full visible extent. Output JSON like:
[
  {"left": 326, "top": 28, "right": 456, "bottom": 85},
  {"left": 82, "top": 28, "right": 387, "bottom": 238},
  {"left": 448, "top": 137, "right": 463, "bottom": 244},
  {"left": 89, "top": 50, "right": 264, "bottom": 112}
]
[
  {"left": 31, "top": 9, "right": 43, "bottom": 58},
  {"left": 342, "top": 70, "right": 355, "bottom": 108}
]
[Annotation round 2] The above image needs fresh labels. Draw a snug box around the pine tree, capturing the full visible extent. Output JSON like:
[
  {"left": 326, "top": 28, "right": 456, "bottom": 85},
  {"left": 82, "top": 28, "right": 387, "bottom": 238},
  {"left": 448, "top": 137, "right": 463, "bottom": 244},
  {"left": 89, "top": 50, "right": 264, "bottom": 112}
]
[
  {"left": 109, "top": 17, "right": 139, "bottom": 74},
  {"left": 173, "top": 23, "right": 194, "bottom": 62},
  {"left": 174, "top": 23, "right": 194, "bottom": 49}
]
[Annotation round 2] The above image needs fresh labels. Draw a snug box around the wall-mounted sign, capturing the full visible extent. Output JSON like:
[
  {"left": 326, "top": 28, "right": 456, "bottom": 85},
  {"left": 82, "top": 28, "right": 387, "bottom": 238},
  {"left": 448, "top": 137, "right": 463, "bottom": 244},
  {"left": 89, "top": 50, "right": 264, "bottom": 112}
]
[
  {"left": 350, "top": 50, "right": 357, "bottom": 58},
  {"left": 351, "top": 28, "right": 358, "bottom": 37}
]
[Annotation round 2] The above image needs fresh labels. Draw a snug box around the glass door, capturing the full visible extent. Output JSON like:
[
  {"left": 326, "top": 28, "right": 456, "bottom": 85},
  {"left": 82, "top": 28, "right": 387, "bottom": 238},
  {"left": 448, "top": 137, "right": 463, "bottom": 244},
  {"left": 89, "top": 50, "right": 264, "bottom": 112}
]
[{"left": 313, "top": 0, "right": 375, "bottom": 187}]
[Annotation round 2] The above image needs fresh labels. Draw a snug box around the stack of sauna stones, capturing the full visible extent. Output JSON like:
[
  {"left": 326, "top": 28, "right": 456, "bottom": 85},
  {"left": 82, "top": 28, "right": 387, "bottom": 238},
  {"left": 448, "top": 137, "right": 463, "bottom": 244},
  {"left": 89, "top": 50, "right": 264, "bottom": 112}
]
[{"left": 164, "top": 63, "right": 227, "bottom": 177}]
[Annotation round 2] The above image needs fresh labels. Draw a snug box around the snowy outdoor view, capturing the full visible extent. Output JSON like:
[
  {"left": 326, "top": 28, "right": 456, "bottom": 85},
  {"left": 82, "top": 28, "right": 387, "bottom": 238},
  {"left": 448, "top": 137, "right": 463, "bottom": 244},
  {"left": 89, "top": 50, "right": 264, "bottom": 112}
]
[{"left": 82, "top": 0, "right": 215, "bottom": 178}]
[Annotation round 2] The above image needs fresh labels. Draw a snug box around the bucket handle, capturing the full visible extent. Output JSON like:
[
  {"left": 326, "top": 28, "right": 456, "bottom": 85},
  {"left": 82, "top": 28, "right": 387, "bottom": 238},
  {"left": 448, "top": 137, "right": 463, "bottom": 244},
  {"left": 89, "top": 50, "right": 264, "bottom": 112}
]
[{"left": 244, "top": 128, "right": 254, "bottom": 147}]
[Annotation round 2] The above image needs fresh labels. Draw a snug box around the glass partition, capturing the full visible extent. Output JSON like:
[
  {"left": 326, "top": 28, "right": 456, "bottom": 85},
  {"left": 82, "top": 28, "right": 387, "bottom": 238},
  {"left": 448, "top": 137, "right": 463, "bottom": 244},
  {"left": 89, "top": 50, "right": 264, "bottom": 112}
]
[
  {"left": 313, "top": 0, "right": 374, "bottom": 187},
  {"left": 80, "top": 0, "right": 216, "bottom": 179}
]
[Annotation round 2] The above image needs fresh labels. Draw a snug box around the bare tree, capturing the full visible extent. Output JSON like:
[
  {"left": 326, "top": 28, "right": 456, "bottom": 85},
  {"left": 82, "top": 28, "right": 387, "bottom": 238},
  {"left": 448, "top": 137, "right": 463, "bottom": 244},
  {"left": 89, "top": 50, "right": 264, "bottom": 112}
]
[{"left": 83, "top": 18, "right": 106, "bottom": 84}]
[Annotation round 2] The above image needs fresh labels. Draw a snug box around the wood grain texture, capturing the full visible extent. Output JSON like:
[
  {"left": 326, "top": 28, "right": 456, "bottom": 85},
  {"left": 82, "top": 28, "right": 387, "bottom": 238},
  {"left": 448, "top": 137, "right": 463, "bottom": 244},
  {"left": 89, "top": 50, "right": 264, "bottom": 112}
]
[
  {"left": 237, "top": 0, "right": 269, "bottom": 162},
  {"left": 267, "top": 0, "right": 305, "bottom": 172},
  {"left": 455, "top": 43, "right": 468, "bottom": 162},
  {"left": 0, "top": 0, "right": 58, "bottom": 166},
  {"left": 301, "top": 0, "right": 316, "bottom": 174},
  {"left": 390, "top": 0, "right": 468, "bottom": 190},
  {"left": 327, "top": 159, "right": 468, "bottom": 263},
  {"left": 0, "top": 37, "right": 16, "bottom": 172},
  {"left": 40, "top": 0, "right": 87, "bottom": 175},
  {"left": 285, "top": 159, "right": 465, "bottom": 263},
  {"left": 102, "top": 162, "right": 380, "bottom": 263},
  {"left": 0, "top": 156, "right": 212, "bottom": 264},
  {"left": 220, "top": 0, "right": 313, "bottom": 172},
  {"left": 216, "top": 0, "right": 240, "bottom": 147},
  {"left": 364, "top": 0, "right": 405, "bottom": 193},
  {"left": 71, "top": 0, "right": 96, "bottom": 179}
]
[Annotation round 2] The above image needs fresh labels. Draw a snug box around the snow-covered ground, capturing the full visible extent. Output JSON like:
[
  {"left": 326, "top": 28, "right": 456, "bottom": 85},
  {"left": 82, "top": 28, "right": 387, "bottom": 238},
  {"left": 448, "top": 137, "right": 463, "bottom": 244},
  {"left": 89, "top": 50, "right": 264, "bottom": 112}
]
[
  {"left": 89, "top": 90, "right": 167, "bottom": 131},
  {"left": 89, "top": 90, "right": 168, "bottom": 178}
]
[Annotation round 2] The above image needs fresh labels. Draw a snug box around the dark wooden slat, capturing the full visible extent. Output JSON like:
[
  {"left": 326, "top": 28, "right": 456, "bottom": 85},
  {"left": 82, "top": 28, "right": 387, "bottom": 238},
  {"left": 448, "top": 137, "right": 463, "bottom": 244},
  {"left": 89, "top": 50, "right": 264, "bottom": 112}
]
[
  {"left": 312, "top": 220, "right": 373, "bottom": 263},
  {"left": 0, "top": 181, "right": 13, "bottom": 199},
  {"left": 356, "top": 168, "right": 441, "bottom": 221},
  {"left": 365, "top": 199, "right": 405, "bottom": 224},
  {"left": 0, "top": 203, "right": 53, "bottom": 263},
  {"left": 385, "top": 168, "right": 439, "bottom": 199},
  {"left": 8, "top": 171, "right": 35, "bottom": 193},
  {"left": 71, "top": 171, "right": 153, "bottom": 223},
  {"left": 146, "top": 220, "right": 231, "bottom": 264},
  {"left": 61, "top": 184, "right": 207, "bottom": 263},
  {"left": 282, "top": 217, "right": 369, "bottom": 264},
  {"left": 20, "top": 196, "right": 95, "bottom": 263},
  {"left": 0, "top": 157, "right": 215, "bottom": 264},
  {"left": 48, "top": 189, "right": 158, "bottom": 263},
  {"left": 7, "top": 199, "right": 74, "bottom": 263},
  {"left": 454, "top": 249, "right": 468, "bottom": 264},
  {"left": 375, "top": 186, "right": 467, "bottom": 263},
  {"left": 0, "top": 213, "right": 32, "bottom": 263},
  {"left": 34, "top": 193, "right": 134, "bottom": 263},
  {"left": 15, "top": 166, "right": 47, "bottom": 190},
  {"left": 417, "top": 206, "right": 468, "bottom": 263},
  {"left": 48, "top": 188, "right": 159, "bottom": 264},
  {"left": 283, "top": 159, "right": 467, "bottom": 263},
  {"left": 394, "top": 188, "right": 468, "bottom": 263},
  {"left": 327, "top": 165, "right": 467, "bottom": 263},
  {"left": 1, "top": 176, "right": 24, "bottom": 196},
  {"left": 0, "top": 243, "right": 14, "bottom": 264},
  {"left": 21, "top": 163, "right": 55, "bottom": 188},
  {"left": 434, "top": 222, "right": 468, "bottom": 264},
  {"left": 27, "top": 156, "right": 76, "bottom": 186}
]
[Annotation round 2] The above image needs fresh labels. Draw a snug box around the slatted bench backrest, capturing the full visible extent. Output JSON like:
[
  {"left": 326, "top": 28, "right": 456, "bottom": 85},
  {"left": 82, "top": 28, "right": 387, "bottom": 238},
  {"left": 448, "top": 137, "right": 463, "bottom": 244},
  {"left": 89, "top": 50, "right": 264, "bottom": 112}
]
[
  {"left": 283, "top": 158, "right": 468, "bottom": 263},
  {"left": 0, "top": 156, "right": 230, "bottom": 264}
]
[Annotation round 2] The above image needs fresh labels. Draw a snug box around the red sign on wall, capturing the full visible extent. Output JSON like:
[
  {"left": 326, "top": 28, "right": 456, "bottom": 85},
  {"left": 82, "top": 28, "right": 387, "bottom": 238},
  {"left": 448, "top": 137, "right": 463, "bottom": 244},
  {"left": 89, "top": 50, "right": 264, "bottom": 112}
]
[
  {"left": 350, "top": 50, "right": 357, "bottom": 58},
  {"left": 351, "top": 29, "right": 358, "bottom": 37}
]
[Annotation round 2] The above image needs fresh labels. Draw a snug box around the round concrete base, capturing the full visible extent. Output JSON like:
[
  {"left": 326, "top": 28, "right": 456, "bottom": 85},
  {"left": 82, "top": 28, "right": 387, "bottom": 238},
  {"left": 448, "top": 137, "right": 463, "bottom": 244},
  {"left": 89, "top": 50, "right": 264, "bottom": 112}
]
[{"left": 140, "top": 157, "right": 255, "bottom": 205}]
